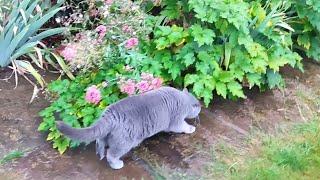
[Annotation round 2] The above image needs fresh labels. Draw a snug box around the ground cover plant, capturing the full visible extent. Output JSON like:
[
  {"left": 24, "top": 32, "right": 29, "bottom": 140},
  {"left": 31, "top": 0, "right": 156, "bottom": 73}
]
[
  {"left": 205, "top": 117, "right": 320, "bottom": 179},
  {"left": 33, "top": 0, "right": 320, "bottom": 153}
]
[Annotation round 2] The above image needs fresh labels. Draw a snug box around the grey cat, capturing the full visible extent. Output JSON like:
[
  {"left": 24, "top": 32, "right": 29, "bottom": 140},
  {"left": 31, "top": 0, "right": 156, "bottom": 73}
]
[{"left": 56, "top": 86, "right": 201, "bottom": 169}]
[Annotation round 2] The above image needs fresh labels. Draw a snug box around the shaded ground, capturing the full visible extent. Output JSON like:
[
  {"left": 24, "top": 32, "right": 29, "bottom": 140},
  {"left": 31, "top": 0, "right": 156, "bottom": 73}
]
[{"left": 0, "top": 62, "right": 319, "bottom": 180}]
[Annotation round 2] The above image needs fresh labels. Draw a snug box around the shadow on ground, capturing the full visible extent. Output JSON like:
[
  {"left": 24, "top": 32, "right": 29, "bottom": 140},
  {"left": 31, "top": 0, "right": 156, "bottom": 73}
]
[{"left": 0, "top": 62, "right": 319, "bottom": 180}]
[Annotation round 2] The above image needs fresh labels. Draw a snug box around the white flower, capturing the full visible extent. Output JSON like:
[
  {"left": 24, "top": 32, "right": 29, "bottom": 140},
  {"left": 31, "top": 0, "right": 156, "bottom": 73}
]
[{"left": 55, "top": 17, "right": 61, "bottom": 23}]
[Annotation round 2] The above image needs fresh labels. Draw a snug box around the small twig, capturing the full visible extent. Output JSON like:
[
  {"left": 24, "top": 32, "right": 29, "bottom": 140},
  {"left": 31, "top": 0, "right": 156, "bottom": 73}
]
[
  {"left": 227, "top": 161, "right": 239, "bottom": 174},
  {"left": 295, "top": 99, "right": 307, "bottom": 122}
]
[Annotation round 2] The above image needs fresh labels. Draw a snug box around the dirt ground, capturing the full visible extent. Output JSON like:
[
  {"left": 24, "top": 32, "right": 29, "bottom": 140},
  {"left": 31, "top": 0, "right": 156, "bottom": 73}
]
[{"left": 0, "top": 62, "right": 319, "bottom": 180}]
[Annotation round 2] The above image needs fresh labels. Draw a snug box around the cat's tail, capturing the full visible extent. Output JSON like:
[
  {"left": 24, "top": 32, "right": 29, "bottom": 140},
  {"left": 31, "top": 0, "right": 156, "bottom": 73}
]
[{"left": 56, "top": 118, "right": 110, "bottom": 142}]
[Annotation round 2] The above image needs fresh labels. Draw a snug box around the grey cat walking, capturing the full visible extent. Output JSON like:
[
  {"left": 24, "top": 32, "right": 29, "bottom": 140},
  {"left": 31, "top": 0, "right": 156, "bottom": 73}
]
[{"left": 56, "top": 86, "right": 201, "bottom": 169}]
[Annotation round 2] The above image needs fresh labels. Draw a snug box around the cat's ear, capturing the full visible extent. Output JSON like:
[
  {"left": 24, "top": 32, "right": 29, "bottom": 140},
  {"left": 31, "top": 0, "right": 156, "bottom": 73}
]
[{"left": 183, "top": 88, "right": 188, "bottom": 93}]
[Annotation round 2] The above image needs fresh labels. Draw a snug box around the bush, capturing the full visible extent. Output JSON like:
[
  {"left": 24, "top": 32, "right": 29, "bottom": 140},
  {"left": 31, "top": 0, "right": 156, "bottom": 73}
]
[
  {"left": 38, "top": 0, "right": 320, "bottom": 153},
  {"left": 138, "top": 0, "right": 318, "bottom": 106},
  {"left": 38, "top": 0, "right": 160, "bottom": 153}
]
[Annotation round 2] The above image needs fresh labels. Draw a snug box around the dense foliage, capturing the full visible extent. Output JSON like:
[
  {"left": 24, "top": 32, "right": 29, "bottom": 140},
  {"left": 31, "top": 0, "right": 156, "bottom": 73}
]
[
  {"left": 0, "top": 0, "right": 66, "bottom": 88},
  {"left": 38, "top": 0, "right": 158, "bottom": 153},
  {"left": 138, "top": 0, "right": 320, "bottom": 106},
  {"left": 36, "top": 0, "right": 320, "bottom": 153}
]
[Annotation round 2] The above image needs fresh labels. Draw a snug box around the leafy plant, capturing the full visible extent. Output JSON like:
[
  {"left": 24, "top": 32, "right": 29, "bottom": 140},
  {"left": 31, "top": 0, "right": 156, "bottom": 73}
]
[
  {"left": 38, "top": 57, "right": 163, "bottom": 153},
  {"left": 140, "top": 0, "right": 304, "bottom": 106},
  {"left": 0, "top": 150, "right": 24, "bottom": 165},
  {"left": 0, "top": 0, "right": 66, "bottom": 87},
  {"left": 38, "top": 63, "right": 123, "bottom": 154},
  {"left": 291, "top": 0, "right": 320, "bottom": 61},
  {"left": 38, "top": 0, "right": 159, "bottom": 154}
]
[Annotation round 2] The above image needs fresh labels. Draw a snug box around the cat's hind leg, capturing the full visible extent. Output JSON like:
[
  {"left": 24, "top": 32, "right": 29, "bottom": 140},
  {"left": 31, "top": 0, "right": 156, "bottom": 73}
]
[
  {"left": 106, "top": 137, "right": 136, "bottom": 169},
  {"left": 168, "top": 120, "right": 196, "bottom": 134},
  {"left": 96, "top": 138, "right": 106, "bottom": 160}
]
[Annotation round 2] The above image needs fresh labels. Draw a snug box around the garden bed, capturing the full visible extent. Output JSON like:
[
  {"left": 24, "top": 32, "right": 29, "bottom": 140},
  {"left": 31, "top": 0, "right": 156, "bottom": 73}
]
[
  {"left": 1, "top": 0, "right": 320, "bottom": 178},
  {"left": 0, "top": 61, "right": 319, "bottom": 179}
]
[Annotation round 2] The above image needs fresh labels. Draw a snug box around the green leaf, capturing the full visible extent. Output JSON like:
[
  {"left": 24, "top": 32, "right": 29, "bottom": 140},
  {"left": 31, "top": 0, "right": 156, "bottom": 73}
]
[
  {"left": 62, "top": 115, "right": 77, "bottom": 125},
  {"left": 70, "top": 141, "right": 81, "bottom": 148},
  {"left": 155, "top": 37, "right": 170, "bottom": 50},
  {"left": 193, "top": 81, "right": 204, "bottom": 96},
  {"left": 184, "top": 74, "right": 198, "bottom": 87},
  {"left": 81, "top": 107, "right": 96, "bottom": 116},
  {"left": 38, "top": 121, "right": 49, "bottom": 131},
  {"left": 27, "top": 27, "right": 65, "bottom": 43},
  {"left": 216, "top": 82, "right": 227, "bottom": 99},
  {"left": 55, "top": 138, "right": 70, "bottom": 154},
  {"left": 190, "top": 24, "right": 215, "bottom": 46},
  {"left": 252, "top": 57, "right": 268, "bottom": 74},
  {"left": 218, "top": 71, "right": 234, "bottom": 83},
  {"left": 196, "top": 61, "right": 210, "bottom": 74},
  {"left": 168, "top": 31, "right": 183, "bottom": 44},
  {"left": 14, "top": 60, "right": 46, "bottom": 88},
  {"left": 246, "top": 73, "right": 261, "bottom": 89},
  {"left": 52, "top": 53, "right": 75, "bottom": 80},
  {"left": 183, "top": 53, "right": 196, "bottom": 67},
  {"left": 47, "top": 131, "right": 56, "bottom": 141},
  {"left": 168, "top": 62, "right": 182, "bottom": 80},
  {"left": 196, "top": 51, "right": 212, "bottom": 74},
  {"left": 155, "top": 26, "right": 172, "bottom": 37},
  {"left": 266, "top": 70, "right": 284, "bottom": 89},
  {"left": 202, "top": 88, "right": 213, "bottom": 107},
  {"left": 83, "top": 115, "right": 95, "bottom": 127},
  {"left": 227, "top": 81, "right": 245, "bottom": 98}
]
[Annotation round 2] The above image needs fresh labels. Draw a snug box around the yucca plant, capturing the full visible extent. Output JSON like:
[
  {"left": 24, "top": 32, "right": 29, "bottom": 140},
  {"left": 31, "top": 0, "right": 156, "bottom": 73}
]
[{"left": 0, "top": 0, "right": 69, "bottom": 89}]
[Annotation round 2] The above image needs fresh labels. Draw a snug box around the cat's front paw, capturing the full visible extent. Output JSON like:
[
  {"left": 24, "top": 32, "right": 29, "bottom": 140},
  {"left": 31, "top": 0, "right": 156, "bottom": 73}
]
[
  {"left": 108, "top": 160, "right": 124, "bottom": 170},
  {"left": 185, "top": 125, "right": 196, "bottom": 134}
]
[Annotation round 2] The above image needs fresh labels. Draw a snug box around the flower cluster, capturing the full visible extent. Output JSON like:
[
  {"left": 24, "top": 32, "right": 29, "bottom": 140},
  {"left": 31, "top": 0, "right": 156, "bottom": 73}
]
[
  {"left": 56, "top": 19, "right": 139, "bottom": 71},
  {"left": 58, "top": 44, "right": 77, "bottom": 62},
  {"left": 96, "top": 25, "right": 107, "bottom": 42},
  {"left": 118, "top": 72, "right": 163, "bottom": 96},
  {"left": 125, "top": 38, "right": 139, "bottom": 49},
  {"left": 56, "top": 31, "right": 104, "bottom": 71},
  {"left": 85, "top": 85, "right": 101, "bottom": 104}
]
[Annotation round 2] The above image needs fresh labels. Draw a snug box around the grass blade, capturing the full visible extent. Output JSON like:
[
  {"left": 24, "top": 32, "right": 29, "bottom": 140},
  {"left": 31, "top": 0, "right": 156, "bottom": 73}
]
[
  {"left": 51, "top": 52, "right": 75, "bottom": 80},
  {"left": 19, "top": 7, "right": 63, "bottom": 44},
  {"left": 15, "top": 60, "right": 46, "bottom": 88},
  {"left": 11, "top": 41, "right": 38, "bottom": 60},
  {"left": 27, "top": 27, "right": 66, "bottom": 43}
]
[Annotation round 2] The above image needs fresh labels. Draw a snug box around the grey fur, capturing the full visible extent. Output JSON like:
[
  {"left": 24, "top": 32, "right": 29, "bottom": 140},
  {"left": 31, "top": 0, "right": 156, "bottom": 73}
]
[{"left": 56, "top": 86, "right": 201, "bottom": 169}]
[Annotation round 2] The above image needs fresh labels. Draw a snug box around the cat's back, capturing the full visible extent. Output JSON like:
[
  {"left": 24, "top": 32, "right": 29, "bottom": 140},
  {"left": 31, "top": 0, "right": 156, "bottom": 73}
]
[{"left": 108, "top": 86, "right": 183, "bottom": 112}]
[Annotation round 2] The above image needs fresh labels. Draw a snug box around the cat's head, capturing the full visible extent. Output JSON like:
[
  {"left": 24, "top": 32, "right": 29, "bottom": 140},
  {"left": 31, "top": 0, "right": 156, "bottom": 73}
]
[{"left": 183, "top": 88, "right": 201, "bottom": 118}]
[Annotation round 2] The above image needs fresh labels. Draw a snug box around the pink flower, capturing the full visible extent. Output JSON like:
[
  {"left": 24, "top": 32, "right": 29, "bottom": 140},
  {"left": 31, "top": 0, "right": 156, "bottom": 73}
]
[
  {"left": 105, "top": 0, "right": 113, "bottom": 5},
  {"left": 125, "top": 37, "right": 139, "bottom": 49},
  {"left": 122, "top": 25, "right": 132, "bottom": 33},
  {"left": 119, "top": 79, "right": 136, "bottom": 95},
  {"left": 141, "top": 72, "right": 154, "bottom": 81},
  {"left": 136, "top": 81, "right": 150, "bottom": 93},
  {"left": 151, "top": 77, "right": 163, "bottom": 89},
  {"left": 85, "top": 85, "right": 101, "bottom": 104},
  {"left": 59, "top": 44, "right": 77, "bottom": 61},
  {"left": 96, "top": 25, "right": 107, "bottom": 41}
]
